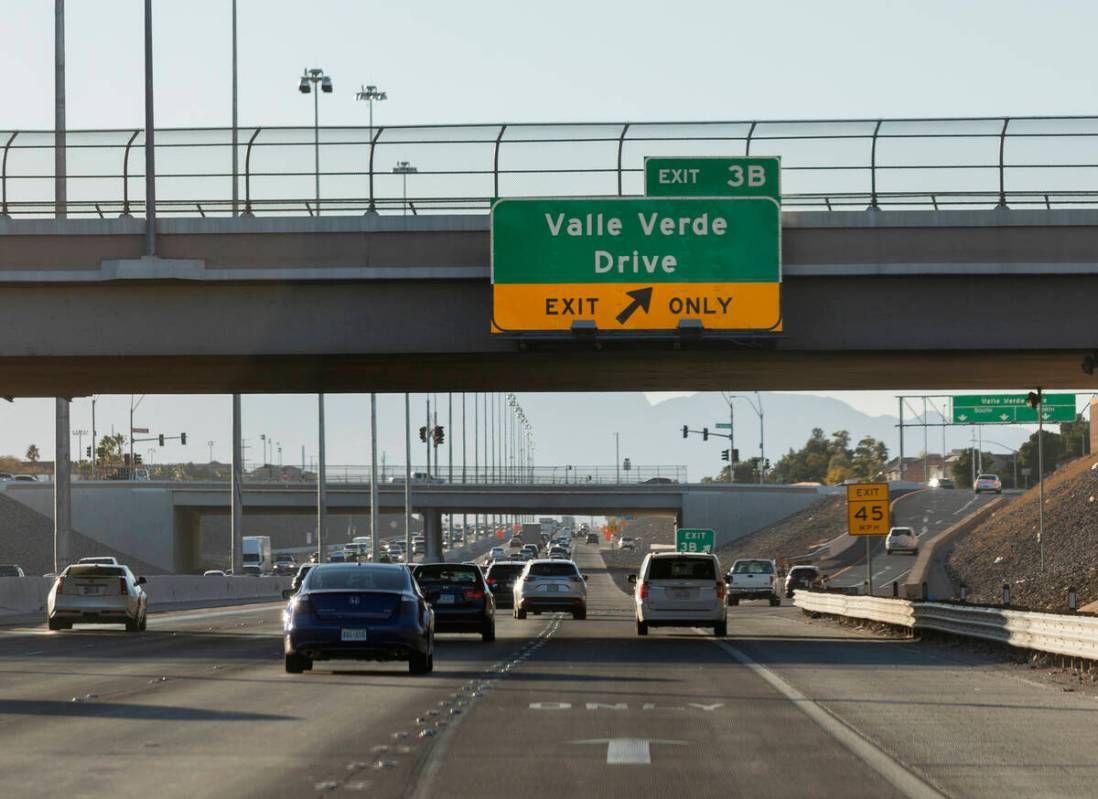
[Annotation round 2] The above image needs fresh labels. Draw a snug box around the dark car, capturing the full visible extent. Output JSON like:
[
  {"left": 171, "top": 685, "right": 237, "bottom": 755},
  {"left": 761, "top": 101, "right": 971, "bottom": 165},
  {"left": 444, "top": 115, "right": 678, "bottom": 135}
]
[
  {"left": 585, "top": 532, "right": 599, "bottom": 544},
  {"left": 484, "top": 561, "right": 525, "bottom": 609},
  {"left": 412, "top": 563, "right": 495, "bottom": 642},
  {"left": 0, "top": 564, "right": 25, "bottom": 577},
  {"left": 291, "top": 563, "right": 314, "bottom": 592},
  {"left": 282, "top": 563, "right": 434, "bottom": 675},
  {"left": 272, "top": 556, "right": 297, "bottom": 576},
  {"left": 784, "top": 565, "right": 821, "bottom": 598}
]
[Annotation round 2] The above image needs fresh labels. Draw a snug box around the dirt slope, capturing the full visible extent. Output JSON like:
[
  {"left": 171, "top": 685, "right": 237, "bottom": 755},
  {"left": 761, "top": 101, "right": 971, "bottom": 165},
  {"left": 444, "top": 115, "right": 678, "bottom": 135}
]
[
  {"left": 0, "top": 494, "right": 163, "bottom": 576},
  {"left": 947, "top": 454, "right": 1098, "bottom": 610},
  {"left": 715, "top": 494, "right": 846, "bottom": 566}
]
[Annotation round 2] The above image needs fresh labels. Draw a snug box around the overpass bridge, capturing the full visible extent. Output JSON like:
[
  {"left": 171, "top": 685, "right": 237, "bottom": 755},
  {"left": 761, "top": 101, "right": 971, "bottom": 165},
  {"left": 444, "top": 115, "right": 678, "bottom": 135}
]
[
  {"left": 2, "top": 480, "right": 824, "bottom": 573},
  {"left": 2, "top": 116, "right": 1098, "bottom": 394}
]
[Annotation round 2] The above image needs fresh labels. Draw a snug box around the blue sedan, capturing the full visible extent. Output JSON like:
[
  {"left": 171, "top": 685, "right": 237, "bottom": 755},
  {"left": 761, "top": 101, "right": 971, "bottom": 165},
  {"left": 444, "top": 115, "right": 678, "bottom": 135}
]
[{"left": 282, "top": 563, "right": 434, "bottom": 675}]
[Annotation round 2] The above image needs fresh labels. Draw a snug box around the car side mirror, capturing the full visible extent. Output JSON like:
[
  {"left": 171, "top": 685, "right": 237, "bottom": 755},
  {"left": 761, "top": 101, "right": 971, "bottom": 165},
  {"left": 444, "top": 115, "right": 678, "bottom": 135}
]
[
  {"left": 627, "top": 574, "right": 637, "bottom": 584},
  {"left": 281, "top": 588, "right": 296, "bottom": 600},
  {"left": 136, "top": 576, "right": 147, "bottom": 585},
  {"left": 582, "top": 575, "right": 589, "bottom": 581}
]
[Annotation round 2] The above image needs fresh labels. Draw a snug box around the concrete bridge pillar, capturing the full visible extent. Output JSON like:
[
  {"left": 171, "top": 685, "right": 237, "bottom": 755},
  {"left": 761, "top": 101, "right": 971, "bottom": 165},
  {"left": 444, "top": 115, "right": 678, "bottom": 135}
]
[{"left": 424, "top": 509, "right": 443, "bottom": 562}]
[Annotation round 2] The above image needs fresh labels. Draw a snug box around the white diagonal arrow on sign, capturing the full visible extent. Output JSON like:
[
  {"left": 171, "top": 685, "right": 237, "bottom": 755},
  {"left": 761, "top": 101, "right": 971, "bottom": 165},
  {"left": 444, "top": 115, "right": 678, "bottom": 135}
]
[{"left": 572, "top": 738, "right": 686, "bottom": 764}]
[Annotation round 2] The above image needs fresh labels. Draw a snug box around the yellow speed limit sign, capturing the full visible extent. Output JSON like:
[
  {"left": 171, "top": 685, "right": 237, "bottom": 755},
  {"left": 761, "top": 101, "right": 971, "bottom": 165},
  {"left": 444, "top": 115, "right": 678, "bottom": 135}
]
[{"left": 846, "top": 482, "right": 891, "bottom": 536}]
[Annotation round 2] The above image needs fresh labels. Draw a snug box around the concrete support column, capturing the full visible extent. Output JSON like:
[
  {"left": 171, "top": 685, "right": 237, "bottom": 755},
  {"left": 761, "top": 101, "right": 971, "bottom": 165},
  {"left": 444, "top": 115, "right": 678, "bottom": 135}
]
[
  {"left": 53, "top": 398, "right": 71, "bottom": 573},
  {"left": 424, "top": 509, "right": 443, "bottom": 562}
]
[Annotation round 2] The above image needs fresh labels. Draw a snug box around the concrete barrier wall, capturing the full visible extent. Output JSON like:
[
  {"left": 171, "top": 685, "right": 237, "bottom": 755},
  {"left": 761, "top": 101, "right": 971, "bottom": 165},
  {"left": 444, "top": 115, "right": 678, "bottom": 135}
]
[
  {"left": 0, "top": 575, "right": 290, "bottom": 621},
  {"left": 681, "top": 485, "right": 824, "bottom": 547}
]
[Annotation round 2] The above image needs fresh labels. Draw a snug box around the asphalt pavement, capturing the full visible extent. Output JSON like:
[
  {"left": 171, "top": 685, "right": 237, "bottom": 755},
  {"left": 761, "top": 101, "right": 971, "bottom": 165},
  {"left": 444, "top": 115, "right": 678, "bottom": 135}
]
[
  {"left": 2, "top": 537, "right": 1097, "bottom": 798},
  {"left": 827, "top": 488, "right": 1001, "bottom": 594}
]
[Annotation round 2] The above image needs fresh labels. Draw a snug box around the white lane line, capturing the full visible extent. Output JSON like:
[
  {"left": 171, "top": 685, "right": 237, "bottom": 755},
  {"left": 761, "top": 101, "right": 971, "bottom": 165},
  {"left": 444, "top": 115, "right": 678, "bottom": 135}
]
[
  {"left": 706, "top": 635, "right": 944, "bottom": 799},
  {"left": 148, "top": 605, "right": 283, "bottom": 626},
  {"left": 572, "top": 738, "right": 686, "bottom": 765}
]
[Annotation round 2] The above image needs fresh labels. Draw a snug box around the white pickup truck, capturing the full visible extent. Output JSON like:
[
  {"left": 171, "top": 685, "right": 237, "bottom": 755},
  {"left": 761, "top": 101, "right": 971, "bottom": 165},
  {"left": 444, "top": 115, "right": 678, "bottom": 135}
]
[{"left": 726, "top": 558, "right": 781, "bottom": 606}]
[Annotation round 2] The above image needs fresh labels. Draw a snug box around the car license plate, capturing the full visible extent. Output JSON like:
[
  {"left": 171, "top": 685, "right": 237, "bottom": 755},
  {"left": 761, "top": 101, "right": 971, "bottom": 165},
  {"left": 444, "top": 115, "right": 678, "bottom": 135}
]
[
  {"left": 670, "top": 589, "right": 692, "bottom": 599},
  {"left": 341, "top": 628, "right": 368, "bottom": 641},
  {"left": 81, "top": 586, "right": 102, "bottom": 595},
  {"left": 437, "top": 594, "right": 456, "bottom": 605}
]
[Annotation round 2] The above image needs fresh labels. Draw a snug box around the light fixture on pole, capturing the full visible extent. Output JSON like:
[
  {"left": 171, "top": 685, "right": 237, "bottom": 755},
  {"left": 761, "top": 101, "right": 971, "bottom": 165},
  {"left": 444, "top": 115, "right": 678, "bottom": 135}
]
[
  {"left": 393, "top": 160, "right": 417, "bottom": 216},
  {"left": 355, "top": 84, "right": 387, "bottom": 214},
  {"left": 298, "top": 67, "right": 333, "bottom": 216}
]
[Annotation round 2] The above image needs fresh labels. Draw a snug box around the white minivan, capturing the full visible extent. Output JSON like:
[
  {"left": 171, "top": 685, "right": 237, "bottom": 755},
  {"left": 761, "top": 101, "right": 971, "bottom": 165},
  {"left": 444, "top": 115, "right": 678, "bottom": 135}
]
[{"left": 630, "top": 552, "right": 727, "bottom": 637}]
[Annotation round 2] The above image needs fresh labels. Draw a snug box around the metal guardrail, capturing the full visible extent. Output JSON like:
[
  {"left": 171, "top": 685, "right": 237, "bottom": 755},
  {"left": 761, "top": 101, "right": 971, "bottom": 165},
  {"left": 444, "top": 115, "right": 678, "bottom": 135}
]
[
  {"left": 3, "top": 116, "right": 1098, "bottom": 218},
  {"left": 794, "top": 590, "right": 1098, "bottom": 660}
]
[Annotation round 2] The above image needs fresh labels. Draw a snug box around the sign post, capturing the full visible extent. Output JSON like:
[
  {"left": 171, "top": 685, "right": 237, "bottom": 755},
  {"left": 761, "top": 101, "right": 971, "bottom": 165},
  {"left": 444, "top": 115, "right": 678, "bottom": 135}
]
[
  {"left": 675, "top": 528, "right": 715, "bottom": 554},
  {"left": 490, "top": 197, "right": 780, "bottom": 334},
  {"left": 846, "top": 482, "right": 891, "bottom": 595}
]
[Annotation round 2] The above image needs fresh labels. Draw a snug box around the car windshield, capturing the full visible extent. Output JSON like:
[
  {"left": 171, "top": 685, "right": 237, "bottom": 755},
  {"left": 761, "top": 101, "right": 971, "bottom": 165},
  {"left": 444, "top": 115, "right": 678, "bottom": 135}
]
[
  {"left": 731, "top": 561, "right": 773, "bottom": 575},
  {"left": 648, "top": 558, "right": 717, "bottom": 580},
  {"left": 529, "top": 562, "right": 579, "bottom": 577},
  {"left": 414, "top": 565, "right": 479, "bottom": 584},
  {"left": 306, "top": 566, "right": 409, "bottom": 591},
  {"left": 978, "top": 475, "right": 997, "bottom": 480}
]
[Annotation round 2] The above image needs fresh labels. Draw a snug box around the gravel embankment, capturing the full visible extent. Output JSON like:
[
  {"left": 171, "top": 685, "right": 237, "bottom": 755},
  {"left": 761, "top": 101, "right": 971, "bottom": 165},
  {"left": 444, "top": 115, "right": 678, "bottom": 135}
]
[
  {"left": 0, "top": 494, "right": 163, "bottom": 576},
  {"left": 947, "top": 454, "right": 1098, "bottom": 611},
  {"left": 715, "top": 494, "right": 845, "bottom": 566}
]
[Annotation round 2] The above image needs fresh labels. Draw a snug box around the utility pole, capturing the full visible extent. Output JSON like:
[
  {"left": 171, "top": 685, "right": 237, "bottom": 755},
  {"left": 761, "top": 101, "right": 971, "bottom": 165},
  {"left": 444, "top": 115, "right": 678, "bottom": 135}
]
[
  {"left": 369, "top": 393, "right": 380, "bottom": 563},
  {"left": 898, "top": 397, "right": 904, "bottom": 483},
  {"left": 317, "top": 394, "right": 327, "bottom": 563},
  {"left": 425, "top": 396, "right": 432, "bottom": 479},
  {"left": 143, "top": 0, "right": 157, "bottom": 256},
  {"left": 231, "top": 0, "right": 238, "bottom": 216},
  {"left": 404, "top": 393, "right": 412, "bottom": 557},
  {"left": 231, "top": 395, "right": 243, "bottom": 572},
  {"left": 90, "top": 396, "right": 97, "bottom": 480},
  {"left": 615, "top": 432, "right": 620, "bottom": 484},
  {"left": 54, "top": 0, "right": 66, "bottom": 218}
]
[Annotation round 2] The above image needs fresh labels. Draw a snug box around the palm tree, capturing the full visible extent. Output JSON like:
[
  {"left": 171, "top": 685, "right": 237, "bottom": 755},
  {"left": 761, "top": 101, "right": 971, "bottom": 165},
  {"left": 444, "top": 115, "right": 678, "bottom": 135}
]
[{"left": 25, "top": 444, "right": 39, "bottom": 463}]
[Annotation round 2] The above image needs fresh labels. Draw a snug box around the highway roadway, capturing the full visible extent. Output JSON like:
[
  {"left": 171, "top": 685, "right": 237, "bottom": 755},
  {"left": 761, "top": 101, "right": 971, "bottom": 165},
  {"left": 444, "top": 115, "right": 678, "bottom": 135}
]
[
  {"left": 1, "top": 541, "right": 1095, "bottom": 797},
  {"left": 827, "top": 488, "right": 1003, "bottom": 595}
]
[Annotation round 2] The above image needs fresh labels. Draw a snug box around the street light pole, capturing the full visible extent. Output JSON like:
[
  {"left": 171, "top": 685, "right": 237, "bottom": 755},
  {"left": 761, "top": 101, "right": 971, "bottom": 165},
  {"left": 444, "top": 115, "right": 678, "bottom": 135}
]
[
  {"left": 404, "top": 393, "right": 412, "bottom": 557},
  {"left": 393, "top": 161, "right": 417, "bottom": 216},
  {"left": 355, "top": 84, "right": 387, "bottom": 213},
  {"left": 370, "top": 393, "right": 380, "bottom": 563},
  {"left": 298, "top": 67, "right": 332, "bottom": 216},
  {"left": 231, "top": 0, "right": 238, "bottom": 216}
]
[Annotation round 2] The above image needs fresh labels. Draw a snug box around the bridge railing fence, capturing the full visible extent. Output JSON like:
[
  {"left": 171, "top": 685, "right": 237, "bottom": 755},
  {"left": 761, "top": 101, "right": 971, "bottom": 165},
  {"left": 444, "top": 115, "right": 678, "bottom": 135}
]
[
  {"left": 3, "top": 116, "right": 1098, "bottom": 219},
  {"left": 74, "top": 463, "right": 689, "bottom": 486}
]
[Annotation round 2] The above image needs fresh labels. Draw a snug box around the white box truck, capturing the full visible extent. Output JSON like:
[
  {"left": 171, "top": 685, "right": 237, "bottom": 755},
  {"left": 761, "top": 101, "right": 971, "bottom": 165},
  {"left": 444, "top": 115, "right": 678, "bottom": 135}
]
[{"left": 242, "top": 536, "right": 272, "bottom": 575}]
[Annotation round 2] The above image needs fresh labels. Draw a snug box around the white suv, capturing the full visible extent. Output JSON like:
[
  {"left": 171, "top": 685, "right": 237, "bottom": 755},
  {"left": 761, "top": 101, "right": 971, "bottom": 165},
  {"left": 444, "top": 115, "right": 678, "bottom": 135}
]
[
  {"left": 513, "top": 559, "right": 588, "bottom": 620},
  {"left": 885, "top": 526, "right": 918, "bottom": 554},
  {"left": 630, "top": 552, "right": 727, "bottom": 637}
]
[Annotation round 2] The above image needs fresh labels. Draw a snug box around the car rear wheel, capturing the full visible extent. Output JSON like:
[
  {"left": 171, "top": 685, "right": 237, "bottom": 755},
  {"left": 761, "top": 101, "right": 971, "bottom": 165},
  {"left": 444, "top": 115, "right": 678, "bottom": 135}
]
[
  {"left": 125, "top": 616, "right": 142, "bottom": 632},
  {"left": 514, "top": 607, "right": 527, "bottom": 620},
  {"left": 481, "top": 621, "right": 495, "bottom": 642},
  {"left": 572, "top": 608, "right": 586, "bottom": 620},
  {"left": 409, "top": 650, "right": 431, "bottom": 675},
  {"left": 769, "top": 597, "right": 781, "bottom": 607},
  {"left": 636, "top": 619, "right": 648, "bottom": 636},
  {"left": 728, "top": 597, "right": 739, "bottom": 606},
  {"left": 47, "top": 616, "right": 68, "bottom": 631},
  {"left": 284, "top": 653, "right": 308, "bottom": 674},
  {"left": 138, "top": 610, "right": 148, "bottom": 631},
  {"left": 714, "top": 621, "right": 727, "bottom": 637}
]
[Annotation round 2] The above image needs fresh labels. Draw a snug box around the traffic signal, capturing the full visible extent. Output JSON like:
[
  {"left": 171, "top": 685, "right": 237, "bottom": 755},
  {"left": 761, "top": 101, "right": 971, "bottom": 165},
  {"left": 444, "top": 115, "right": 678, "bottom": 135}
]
[
  {"left": 1026, "top": 390, "right": 1043, "bottom": 409},
  {"left": 158, "top": 434, "right": 165, "bottom": 446},
  {"left": 732, "top": 448, "right": 739, "bottom": 462},
  {"left": 702, "top": 427, "right": 709, "bottom": 441},
  {"left": 433, "top": 425, "right": 445, "bottom": 445},
  {"left": 134, "top": 453, "right": 143, "bottom": 465},
  {"left": 180, "top": 433, "right": 187, "bottom": 445},
  {"left": 682, "top": 425, "right": 688, "bottom": 439},
  {"left": 721, "top": 449, "right": 730, "bottom": 462},
  {"left": 85, "top": 446, "right": 91, "bottom": 458},
  {"left": 418, "top": 426, "right": 428, "bottom": 442}
]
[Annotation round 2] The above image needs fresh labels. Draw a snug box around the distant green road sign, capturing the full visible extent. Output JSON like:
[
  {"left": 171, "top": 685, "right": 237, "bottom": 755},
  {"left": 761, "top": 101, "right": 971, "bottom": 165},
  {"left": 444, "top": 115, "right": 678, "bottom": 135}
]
[
  {"left": 952, "top": 393, "right": 1076, "bottom": 424},
  {"left": 714, "top": 422, "right": 732, "bottom": 429},
  {"left": 645, "top": 157, "right": 781, "bottom": 202},
  {"left": 675, "top": 528, "right": 715, "bottom": 553}
]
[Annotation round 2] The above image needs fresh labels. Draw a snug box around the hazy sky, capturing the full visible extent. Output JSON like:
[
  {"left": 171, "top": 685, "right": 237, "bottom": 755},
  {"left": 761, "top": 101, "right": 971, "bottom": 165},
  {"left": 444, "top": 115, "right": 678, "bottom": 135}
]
[{"left": 1, "top": 1, "right": 1094, "bottom": 462}]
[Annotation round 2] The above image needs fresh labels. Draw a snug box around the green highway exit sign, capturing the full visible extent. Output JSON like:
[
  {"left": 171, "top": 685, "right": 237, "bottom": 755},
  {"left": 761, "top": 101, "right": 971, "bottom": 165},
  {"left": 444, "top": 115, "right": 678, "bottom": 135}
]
[
  {"left": 952, "top": 393, "right": 1076, "bottom": 424},
  {"left": 715, "top": 422, "right": 732, "bottom": 429},
  {"left": 645, "top": 156, "right": 781, "bottom": 201},
  {"left": 490, "top": 197, "right": 781, "bottom": 334},
  {"left": 675, "top": 528, "right": 715, "bottom": 553}
]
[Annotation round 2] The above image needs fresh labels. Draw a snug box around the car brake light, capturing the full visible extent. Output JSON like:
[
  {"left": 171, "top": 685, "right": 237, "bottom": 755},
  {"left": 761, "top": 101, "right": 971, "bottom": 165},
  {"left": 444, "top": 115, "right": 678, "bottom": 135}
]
[
  {"left": 56, "top": 576, "right": 65, "bottom": 594},
  {"left": 486, "top": 577, "right": 497, "bottom": 585},
  {"left": 464, "top": 589, "right": 485, "bottom": 600},
  {"left": 715, "top": 581, "right": 726, "bottom": 601},
  {"left": 638, "top": 581, "right": 648, "bottom": 599},
  {"left": 292, "top": 596, "right": 313, "bottom": 615},
  {"left": 119, "top": 577, "right": 128, "bottom": 595}
]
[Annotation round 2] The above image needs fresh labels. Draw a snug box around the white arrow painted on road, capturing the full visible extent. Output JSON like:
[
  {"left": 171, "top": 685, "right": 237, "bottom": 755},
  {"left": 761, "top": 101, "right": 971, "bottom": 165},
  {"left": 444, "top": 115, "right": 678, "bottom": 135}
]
[{"left": 572, "top": 738, "right": 686, "bottom": 765}]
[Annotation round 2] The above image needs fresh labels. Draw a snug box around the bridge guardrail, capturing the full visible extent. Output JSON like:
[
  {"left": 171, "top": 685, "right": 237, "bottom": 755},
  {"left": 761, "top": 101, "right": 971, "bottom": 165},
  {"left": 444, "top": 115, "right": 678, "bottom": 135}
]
[
  {"left": 794, "top": 590, "right": 1098, "bottom": 660},
  {"left": 3, "top": 116, "right": 1098, "bottom": 218}
]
